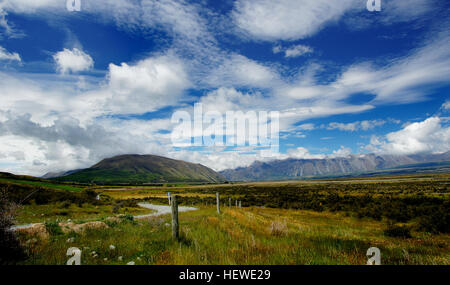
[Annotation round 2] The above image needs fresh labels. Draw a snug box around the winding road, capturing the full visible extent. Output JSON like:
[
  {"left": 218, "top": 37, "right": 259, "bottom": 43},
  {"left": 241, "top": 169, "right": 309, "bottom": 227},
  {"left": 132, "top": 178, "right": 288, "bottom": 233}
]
[{"left": 134, "top": 203, "right": 197, "bottom": 219}]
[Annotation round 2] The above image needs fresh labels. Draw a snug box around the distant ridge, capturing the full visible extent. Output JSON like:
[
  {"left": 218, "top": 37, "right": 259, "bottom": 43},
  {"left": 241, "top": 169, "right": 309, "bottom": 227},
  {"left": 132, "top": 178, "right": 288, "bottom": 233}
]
[
  {"left": 53, "top": 154, "right": 226, "bottom": 184},
  {"left": 220, "top": 152, "right": 450, "bottom": 181},
  {"left": 42, "top": 169, "right": 82, "bottom": 179}
]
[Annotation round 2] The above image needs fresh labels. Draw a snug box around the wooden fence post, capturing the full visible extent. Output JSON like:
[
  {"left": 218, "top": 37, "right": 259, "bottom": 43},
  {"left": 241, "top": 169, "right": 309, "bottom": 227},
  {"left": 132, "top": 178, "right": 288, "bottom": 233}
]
[
  {"left": 239, "top": 201, "right": 242, "bottom": 208},
  {"left": 229, "top": 197, "right": 231, "bottom": 208},
  {"left": 216, "top": 192, "right": 220, "bottom": 214},
  {"left": 171, "top": 195, "right": 179, "bottom": 240}
]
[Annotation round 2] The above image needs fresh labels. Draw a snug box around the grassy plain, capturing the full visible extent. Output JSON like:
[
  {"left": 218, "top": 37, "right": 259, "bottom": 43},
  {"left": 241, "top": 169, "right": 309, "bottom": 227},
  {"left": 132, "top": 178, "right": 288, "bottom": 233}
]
[{"left": 19, "top": 206, "right": 450, "bottom": 265}]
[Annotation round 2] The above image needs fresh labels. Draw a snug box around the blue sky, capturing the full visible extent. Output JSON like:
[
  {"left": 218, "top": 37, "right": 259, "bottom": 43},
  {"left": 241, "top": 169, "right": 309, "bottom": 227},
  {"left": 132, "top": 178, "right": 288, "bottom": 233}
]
[{"left": 0, "top": 0, "right": 449, "bottom": 175}]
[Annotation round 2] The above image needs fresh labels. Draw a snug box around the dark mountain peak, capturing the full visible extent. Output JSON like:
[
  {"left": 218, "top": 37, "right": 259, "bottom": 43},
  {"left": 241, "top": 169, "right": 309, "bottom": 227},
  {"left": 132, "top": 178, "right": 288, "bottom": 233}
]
[{"left": 54, "top": 154, "right": 226, "bottom": 184}]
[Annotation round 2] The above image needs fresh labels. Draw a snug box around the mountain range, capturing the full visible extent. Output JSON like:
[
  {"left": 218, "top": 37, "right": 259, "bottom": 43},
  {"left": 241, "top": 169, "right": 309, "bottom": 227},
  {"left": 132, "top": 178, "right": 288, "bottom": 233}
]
[{"left": 219, "top": 152, "right": 450, "bottom": 181}]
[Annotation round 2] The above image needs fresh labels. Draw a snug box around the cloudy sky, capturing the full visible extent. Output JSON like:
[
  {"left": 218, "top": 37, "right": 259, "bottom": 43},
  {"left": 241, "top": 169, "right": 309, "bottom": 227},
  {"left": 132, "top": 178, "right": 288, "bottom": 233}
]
[{"left": 0, "top": 0, "right": 449, "bottom": 176}]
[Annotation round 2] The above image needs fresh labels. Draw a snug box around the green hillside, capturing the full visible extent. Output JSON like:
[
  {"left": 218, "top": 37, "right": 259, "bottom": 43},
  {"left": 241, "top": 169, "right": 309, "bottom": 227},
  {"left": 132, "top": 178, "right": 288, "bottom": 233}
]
[
  {"left": 0, "top": 172, "right": 84, "bottom": 192},
  {"left": 54, "top": 154, "right": 226, "bottom": 184}
]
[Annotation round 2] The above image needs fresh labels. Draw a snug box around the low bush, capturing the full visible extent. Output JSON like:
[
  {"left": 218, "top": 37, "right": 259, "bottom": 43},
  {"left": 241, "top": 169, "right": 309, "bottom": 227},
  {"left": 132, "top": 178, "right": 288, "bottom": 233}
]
[
  {"left": 44, "top": 221, "right": 63, "bottom": 236},
  {"left": 121, "top": 214, "right": 134, "bottom": 222},
  {"left": 384, "top": 223, "right": 412, "bottom": 238},
  {"left": 417, "top": 210, "right": 450, "bottom": 234}
]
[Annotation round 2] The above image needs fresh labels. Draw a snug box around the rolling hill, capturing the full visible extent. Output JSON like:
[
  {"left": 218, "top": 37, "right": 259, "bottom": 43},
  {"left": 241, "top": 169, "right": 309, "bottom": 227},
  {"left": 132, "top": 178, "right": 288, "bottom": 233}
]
[{"left": 52, "top": 154, "right": 226, "bottom": 184}]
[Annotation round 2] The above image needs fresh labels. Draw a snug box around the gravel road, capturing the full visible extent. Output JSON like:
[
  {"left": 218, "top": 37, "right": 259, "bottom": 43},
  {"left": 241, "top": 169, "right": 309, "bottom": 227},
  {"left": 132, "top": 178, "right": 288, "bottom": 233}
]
[{"left": 11, "top": 203, "right": 198, "bottom": 230}]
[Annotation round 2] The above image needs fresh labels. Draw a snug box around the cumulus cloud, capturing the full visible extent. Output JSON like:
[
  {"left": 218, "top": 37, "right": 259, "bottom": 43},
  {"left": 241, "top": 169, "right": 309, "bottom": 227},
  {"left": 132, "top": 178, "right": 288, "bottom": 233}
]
[
  {"left": 366, "top": 117, "right": 450, "bottom": 155},
  {"left": 105, "top": 54, "right": 190, "bottom": 114},
  {"left": 330, "top": 146, "right": 352, "bottom": 158},
  {"left": 285, "top": 147, "right": 325, "bottom": 160},
  {"left": 53, "top": 48, "right": 94, "bottom": 74},
  {"left": 0, "top": 46, "right": 20, "bottom": 61}
]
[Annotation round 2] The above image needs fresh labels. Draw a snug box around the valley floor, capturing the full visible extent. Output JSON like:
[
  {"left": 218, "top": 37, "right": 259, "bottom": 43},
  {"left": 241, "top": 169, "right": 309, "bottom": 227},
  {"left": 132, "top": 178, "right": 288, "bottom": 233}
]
[{"left": 18, "top": 206, "right": 450, "bottom": 265}]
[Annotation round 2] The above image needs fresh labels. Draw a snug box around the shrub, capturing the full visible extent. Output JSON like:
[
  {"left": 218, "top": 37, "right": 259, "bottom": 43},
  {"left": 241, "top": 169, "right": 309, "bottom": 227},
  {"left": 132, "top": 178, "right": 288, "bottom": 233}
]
[
  {"left": 0, "top": 188, "right": 26, "bottom": 264},
  {"left": 417, "top": 210, "right": 450, "bottom": 234},
  {"left": 44, "top": 221, "right": 63, "bottom": 236},
  {"left": 2, "top": 183, "right": 104, "bottom": 206},
  {"left": 384, "top": 223, "right": 412, "bottom": 238},
  {"left": 83, "top": 189, "right": 97, "bottom": 199},
  {"left": 121, "top": 214, "right": 134, "bottom": 222},
  {"left": 113, "top": 203, "right": 122, "bottom": 214},
  {"left": 60, "top": 201, "right": 72, "bottom": 209}
]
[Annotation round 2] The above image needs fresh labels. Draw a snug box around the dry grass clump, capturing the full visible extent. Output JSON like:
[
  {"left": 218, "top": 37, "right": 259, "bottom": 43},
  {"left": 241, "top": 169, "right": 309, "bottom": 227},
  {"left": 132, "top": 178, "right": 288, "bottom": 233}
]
[
  {"left": 269, "top": 220, "right": 288, "bottom": 236},
  {"left": 59, "top": 221, "right": 109, "bottom": 234}
]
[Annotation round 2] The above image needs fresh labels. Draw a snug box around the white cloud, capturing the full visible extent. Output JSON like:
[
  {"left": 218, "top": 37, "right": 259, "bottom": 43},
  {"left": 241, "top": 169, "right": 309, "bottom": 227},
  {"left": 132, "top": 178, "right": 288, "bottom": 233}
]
[
  {"left": 326, "top": 120, "right": 386, "bottom": 132},
  {"left": 205, "top": 54, "right": 279, "bottom": 89},
  {"left": 285, "top": 147, "right": 325, "bottom": 159},
  {"left": 273, "top": 44, "right": 313, "bottom": 58},
  {"left": 381, "top": 0, "right": 434, "bottom": 24},
  {"left": 197, "top": 87, "right": 267, "bottom": 114},
  {"left": 53, "top": 48, "right": 93, "bottom": 74},
  {"left": 169, "top": 149, "right": 265, "bottom": 172},
  {"left": 295, "top": 123, "right": 315, "bottom": 131},
  {"left": 366, "top": 117, "right": 450, "bottom": 155},
  {"left": 232, "top": 0, "right": 358, "bottom": 41},
  {"left": 0, "top": 0, "right": 62, "bottom": 13},
  {"left": 442, "top": 100, "right": 450, "bottom": 110},
  {"left": 0, "top": 46, "right": 20, "bottom": 61},
  {"left": 232, "top": 0, "right": 438, "bottom": 42},
  {"left": 141, "top": 0, "right": 213, "bottom": 43},
  {"left": 285, "top": 45, "right": 313, "bottom": 58}
]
